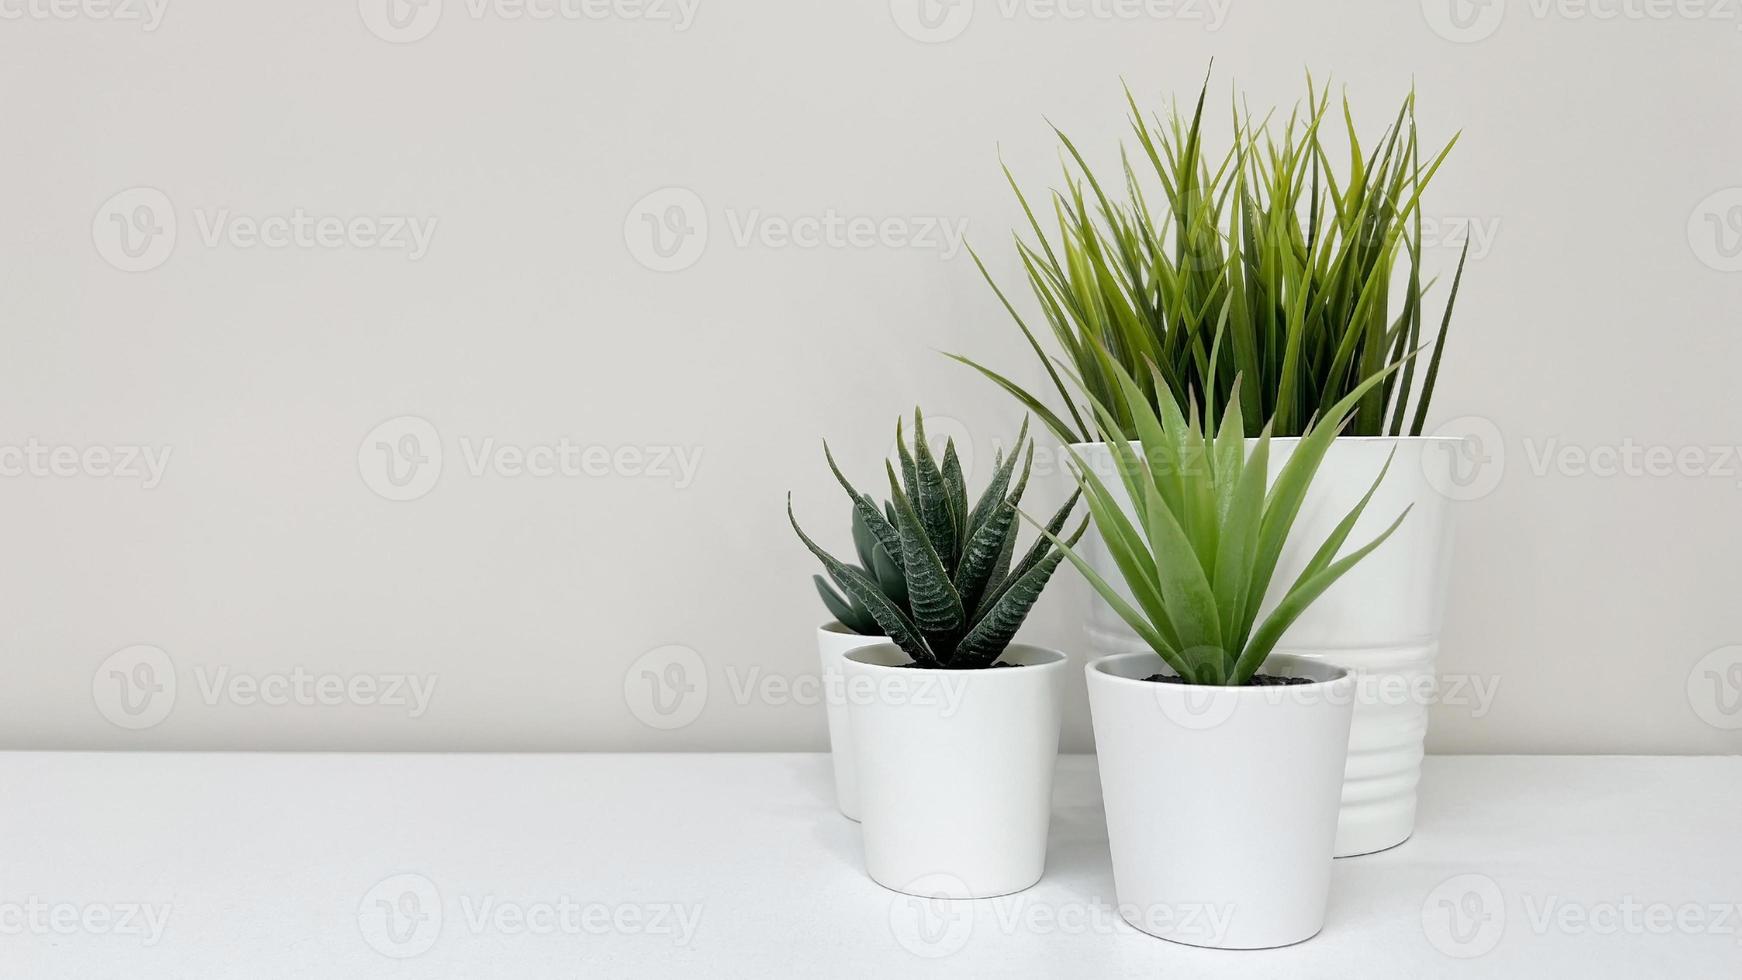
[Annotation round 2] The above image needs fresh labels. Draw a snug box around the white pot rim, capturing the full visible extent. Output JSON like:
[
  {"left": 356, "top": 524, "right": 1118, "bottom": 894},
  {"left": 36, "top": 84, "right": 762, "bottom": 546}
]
[
  {"left": 845, "top": 642, "right": 1067, "bottom": 676},
  {"left": 1087, "top": 651, "right": 1350, "bottom": 694},
  {"left": 1068, "top": 435, "right": 1463, "bottom": 452}
]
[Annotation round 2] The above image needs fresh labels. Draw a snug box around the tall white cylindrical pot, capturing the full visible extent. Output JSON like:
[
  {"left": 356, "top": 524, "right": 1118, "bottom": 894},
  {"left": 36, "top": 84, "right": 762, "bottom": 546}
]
[
  {"left": 844, "top": 644, "right": 1066, "bottom": 898},
  {"left": 817, "top": 622, "right": 886, "bottom": 821},
  {"left": 1076, "top": 437, "right": 1458, "bottom": 856},
  {"left": 1086, "top": 652, "right": 1355, "bottom": 948}
]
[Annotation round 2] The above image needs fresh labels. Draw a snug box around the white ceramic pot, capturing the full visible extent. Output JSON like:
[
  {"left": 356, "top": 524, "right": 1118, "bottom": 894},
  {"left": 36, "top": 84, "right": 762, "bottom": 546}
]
[
  {"left": 844, "top": 643, "right": 1066, "bottom": 898},
  {"left": 816, "top": 622, "right": 886, "bottom": 821},
  {"left": 1086, "top": 651, "right": 1355, "bottom": 949},
  {"left": 1076, "top": 437, "right": 1458, "bottom": 856}
]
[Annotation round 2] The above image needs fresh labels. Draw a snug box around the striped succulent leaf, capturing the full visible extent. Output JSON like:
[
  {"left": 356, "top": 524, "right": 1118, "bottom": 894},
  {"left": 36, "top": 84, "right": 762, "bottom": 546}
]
[
  {"left": 789, "top": 495, "right": 936, "bottom": 666},
  {"left": 823, "top": 441, "right": 901, "bottom": 565},
  {"left": 965, "top": 419, "right": 1026, "bottom": 533},
  {"left": 952, "top": 519, "right": 1085, "bottom": 667},
  {"left": 791, "top": 410, "right": 1079, "bottom": 668},
  {"left": 813, "top": 574, "right": 877, "bottom": 636},
  {"left": 907, "top": 409, "right": 961, "bottom": 573},
  {"left": 976, "top": 490, "right": 1083, "bottom": 625},
  {"left": 887, "top": 460, "right": 967, "bottom": 639}
]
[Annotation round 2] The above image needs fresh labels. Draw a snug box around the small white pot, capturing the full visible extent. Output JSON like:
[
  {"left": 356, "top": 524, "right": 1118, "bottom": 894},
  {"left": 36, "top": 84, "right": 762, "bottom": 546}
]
[
  {"left": 1086, "top": 652, "right": 1355, "bottom": 949},
  {"left": 816, "top": 622, "right": 886, "bottom": 821},
  {"left": 1076, "top": 437, "right": 1458, "bottom": 856},
  {"left": 844, "top": 643, "right": 1066, "bottom": 898}
]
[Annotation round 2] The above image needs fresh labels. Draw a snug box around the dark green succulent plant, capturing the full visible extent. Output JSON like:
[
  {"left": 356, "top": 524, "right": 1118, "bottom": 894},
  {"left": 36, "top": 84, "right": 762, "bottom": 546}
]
[
  {"left": 789, "top": 410, "right": 1083, "bottom": 669},
  {"left": 811, "top": 504, "right": 910, "bottom": 636}
]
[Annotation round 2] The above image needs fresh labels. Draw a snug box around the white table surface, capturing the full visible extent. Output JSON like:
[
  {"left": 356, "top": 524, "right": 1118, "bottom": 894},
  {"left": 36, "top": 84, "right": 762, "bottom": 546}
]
[{"left": 0, "top": 753, "right": 1737, "bottom": 978}]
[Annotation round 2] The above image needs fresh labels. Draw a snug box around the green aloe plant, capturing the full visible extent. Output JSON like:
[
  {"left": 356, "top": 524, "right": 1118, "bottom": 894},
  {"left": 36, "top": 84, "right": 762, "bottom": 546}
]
[
  {"left": 953, "top": 73, "right": 1469, "bottom": 443},
  {"left": 1033, "top": 356, "right": 1409, "bottom": 685},
  {"left": 790, "top": 410, "right": 1083, "bottom": 669}
]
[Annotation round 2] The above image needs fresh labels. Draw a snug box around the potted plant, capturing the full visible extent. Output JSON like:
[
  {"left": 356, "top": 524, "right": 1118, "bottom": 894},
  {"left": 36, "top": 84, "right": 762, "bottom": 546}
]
[
  {"left": 789, "top": 410, "right": 1081, "bottom": 898},
  {"left": 1034, "top": 362, "right": 1408, "bottom": 947},
  {"left": 956, "top": 75, "right": 1470, "bottom": 856},
  {"left": 808, "top": 502, "right": 902, "bottom": 821}
]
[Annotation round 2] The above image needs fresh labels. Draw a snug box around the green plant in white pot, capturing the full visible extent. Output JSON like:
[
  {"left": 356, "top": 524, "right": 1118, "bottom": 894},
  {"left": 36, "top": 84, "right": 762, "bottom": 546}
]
[
  {"left": 789, "top": 410, "right": 1082, "bottom": 897},
  {"left": 1033, "top": 356, "right": 1406, "bottom": 947},
  {"left": 959, "top": 74, "right": 1471, "bottom": 855},
  {"left": 804, "top": 500, "right": 902, "bottom": 822}
]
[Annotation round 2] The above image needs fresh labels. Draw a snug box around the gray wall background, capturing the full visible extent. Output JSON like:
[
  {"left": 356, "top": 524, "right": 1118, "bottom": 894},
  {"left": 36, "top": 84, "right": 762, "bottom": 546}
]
[{"left": 2, "top": 0, "right": 1739, "bottom": 752}]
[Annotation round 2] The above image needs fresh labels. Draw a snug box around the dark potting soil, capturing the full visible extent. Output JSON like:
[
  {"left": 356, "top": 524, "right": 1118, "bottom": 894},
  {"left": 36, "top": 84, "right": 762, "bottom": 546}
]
[
  {"left": 895, "top": 660, "right": 1018, "bottom": 670},
  {"left": 1143, "top": 673, "right": 1312, "bottom": 687}
]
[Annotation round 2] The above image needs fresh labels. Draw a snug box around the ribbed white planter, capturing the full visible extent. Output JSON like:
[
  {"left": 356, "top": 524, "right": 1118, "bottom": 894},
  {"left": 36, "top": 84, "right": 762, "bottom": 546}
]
[
  {"left": 1086, "top": 652, "right": 1355, "bottom": 948},
  {"left": 844, "top": 643, "right": 1067, "bottom": 898},
  {"left": 1076, "top": 437, "right": 1457, "bottom": 857},
  {"left": 816, "top": 622, "right": 886, "bottom": 821}
]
